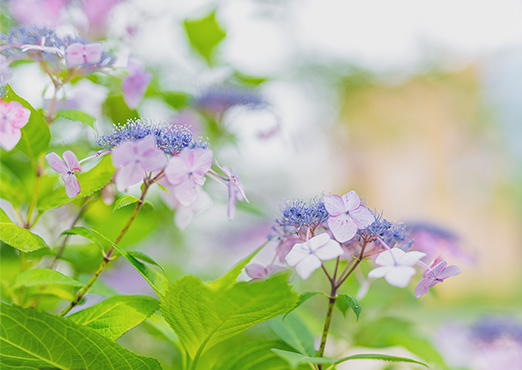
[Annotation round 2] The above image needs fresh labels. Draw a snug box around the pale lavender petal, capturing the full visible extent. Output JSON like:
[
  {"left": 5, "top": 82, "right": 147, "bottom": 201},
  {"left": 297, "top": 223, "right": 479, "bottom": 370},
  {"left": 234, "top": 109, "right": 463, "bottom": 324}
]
[
  {"left": 165, "top": 152, "right": 191, "bottom": 185},
  {"left": 174, "top": 206, "right": 194, "bottom": 231},
  {"left": 122, "top": 58, "right": 152, "bottom": 109},
  {"left": 342, "top": 190, "right": 361, "bottom": 211},
  {"left": 398, "top": 251, "right": 427, "bottom": 266},
  {"left": 84, "top": 43, "right": 103, "bottom": 64},
  {"left": 439, "top": 265, "right": 462, "bottom": 280},
  {"left": 136, "top": 137, "right": 166, "bottom": 171},
  {"left": 5, "top": 101, "right": 30, "bottom": 128},
  {"left": 323, "top": 195, "right": 345, "bottom": 216},
  {"left": 414, "top": 277, "right": 435, "bottom": 298},
  {"left": 285, "top": 243, "right": 309, "bottom": 267},
  {"left": 245, "top": 264, "right": 267, "bottom": 279},
  {"left": 192, "top": 148, "right": 213, "bottom": 175},
  {"left": 174, "top": 179, "right": 197, "bottom": 206},
  {"left": 295, "top": 255, "right": 322, "bottom": 280},
  {"left": 63, "top": 174, "right": 81, "bottom": 198},
  {"left": 115, "top": 160, "right": 145, "bottom": 189},
  {"left": 314, "top": 239, "right": 344, "bottom": 261},
  {"left": 328, "top": 214, "right": 358, "bottom": 243},
  {"left": 66, "top": 43, "right": 86, "bottom": 68},
  {"left": 111, "top": 141, "right": 135, "bottom": 167},
  {"left": 266, "top": 265, "right": 285, "bottom": 275},
  {"left": 45, "top": 152, "right": 68, "bottom": 173},
  {"left": 374, "top": 249, "right": 405, "bottom": 266},
  {"left": 0, "top": 128, "right": 21, "bottom": 151},
  {"left": 190, "top": 187, "right": 213, "bottom": 213},
  {"left": 368, "top": 266, "right": 393, "bottom": 279},
  {"left": 384, "top": 266, "right": 416, "bottom": 288},
  {"left": 349, "top": 206, "right": 375, "bottom": 229},
  {"left": 227, "top": 183, "right": 237, "bottom": 221},
  {"left": 307, "top": 233, "right": 332, "bottom": 252},
  {"left": 62, "top": 150, "right": 81, "bottom": 171},
  {"left": 192, "top": 172, "right": 207, "bottom": 187}
]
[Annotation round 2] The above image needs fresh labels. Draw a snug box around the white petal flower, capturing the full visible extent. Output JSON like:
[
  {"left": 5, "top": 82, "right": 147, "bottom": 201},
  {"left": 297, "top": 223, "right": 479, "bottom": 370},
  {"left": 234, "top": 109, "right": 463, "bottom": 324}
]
[{"left": 368, "top": 248, "right": 426, "bottom": 288}]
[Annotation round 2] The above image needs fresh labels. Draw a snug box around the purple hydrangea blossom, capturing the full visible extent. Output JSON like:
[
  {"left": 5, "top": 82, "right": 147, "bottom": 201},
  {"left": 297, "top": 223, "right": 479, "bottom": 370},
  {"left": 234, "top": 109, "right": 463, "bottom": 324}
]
[
  {"left": 65, "top": 43, "right": 103, "bottom": 68},
  {"left": 45, "top": 151, "right": 82, "bottom": 198},
  {"left": 122, "top": 58, "right": 152, "bottom": 109},
  {"left": 414, "top": 260, "right": 461, "bottom": 298},
  {"left": 368, "top": 248, "right": 426, "bottom": 288},
  {"left": 0, "top": 100, "right": 30, "bottom": 151}
]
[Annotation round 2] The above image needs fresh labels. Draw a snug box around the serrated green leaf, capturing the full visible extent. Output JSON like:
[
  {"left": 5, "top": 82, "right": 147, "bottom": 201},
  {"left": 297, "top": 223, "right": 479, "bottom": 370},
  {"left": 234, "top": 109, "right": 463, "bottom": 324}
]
[
  {"left": 336, "top": 293, "right": 361, "bottom": 320},
  {"left": 13, "top": 268, "right": 83, "bottom": 290},
  {"left": 113, "top": 195, "right": 153, "bottom": 213},
  {"left": 162, "top": 274, "right": 298, "bottom": 360},
  {"left": 0, "top": 303, "right": 161, "bottom": 369},
  {"left": 335, "top": 353, "right": 428, "bottom": 367},
  {"left": 183, "top": 11, "right": 226, "bottom": 64},
  {"left": 68, "top": 295, "right": 159, "bottom": 340},
  {"left": 3, "top": 85, "right": 51, "bottom": 164},
  {"left": 0, "top": 209, "right": 50, "bottom": 252},
  {"left": 269, "top": 314, "right": 315, "bottom": 356},
  {"left": 56, "top": 109, "right": 96, "bottom": 130},
  {"left": 271, "top": 349, "right": 334, "bottom": 369},
  {"left": 38, "top": 155, "right": 114, "bottom": 211},
  {"left": 213, "top": 340, "right": 294, "bottom": 370}
]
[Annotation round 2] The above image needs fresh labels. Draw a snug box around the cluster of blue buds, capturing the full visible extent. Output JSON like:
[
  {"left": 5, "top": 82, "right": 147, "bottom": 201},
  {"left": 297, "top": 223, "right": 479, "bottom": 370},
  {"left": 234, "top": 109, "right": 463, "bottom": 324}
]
[
  {"left": 271, "top": 196, "right": 329, "bottom": 239},
  {"left": 360, "top": 210, "right": 413, "bottom": 249}
]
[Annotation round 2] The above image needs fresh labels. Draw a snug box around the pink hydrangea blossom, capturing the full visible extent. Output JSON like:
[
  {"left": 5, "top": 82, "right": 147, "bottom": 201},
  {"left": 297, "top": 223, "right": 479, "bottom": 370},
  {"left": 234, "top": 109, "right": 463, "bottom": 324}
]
[
  {"left": 368, "top": 248, "right": 426, "bottom": 288},
  {"left": 285, "top": 233, "right": 343, "bottom": 280},
  {"left": 45, "top": 151, "right": 82, "bottom": 198},
  {"left": 215, "top": 160, "right": 248, "bottom": 220},
  {"left": 122, "top": 58, "right": 152, "bottom": 109},
  {"left": 111, "top": 136, "right": 166, "bottom": 190},
  {"left": 245, "top": 263, "right": 284, "bottom": 280},
  {"left": 65, "top": 43, "right": 103, "bottom": 68},
  {"left": 324, "top": 191, "right": 375, "bottom": 243},
  {"left": 414, "top": 260, "right": 461, "bottom": 298},
  {"left": 164, "top": 147, "right": 213, "bottom": 206},
  {"left": 0, "top": 100, "right": 30, "bottom": 151}
]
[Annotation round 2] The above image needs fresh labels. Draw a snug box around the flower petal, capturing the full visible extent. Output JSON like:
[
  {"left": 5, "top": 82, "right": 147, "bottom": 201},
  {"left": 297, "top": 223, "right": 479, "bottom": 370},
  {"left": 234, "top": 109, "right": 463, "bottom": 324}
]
[
  {"left": 111, "top": 141, "right": 135, "bottom": 167},
  {"left": 414, "top": 277, "right": 435, "bottom": 298},
  {"left": 136, "top": 137, "right": 166, "bottom": 171},
  {"left": 65, "top": 43, "right": 86, "bottom": 68},
  {"left": 174, "top": 206, "right": 194, "bottom": 231},
  {"left": 174, "top": 179, "right": 197, "bottom": 206},
  {"left": 328, "top": 214, "right": 358, "bottom": 243},
  {"left": 45, "top": 152, "right": 68, "bottom": 173},
  {"left": 285, "top": 243, "right": 309, "bottom": 267},
  {"left": 192, "top": 148, "right": 213, "bottom": 175},
  {"left": 342, "top": 190, "right": 361, "bottom": 211},
  {"left": 62, "top": 150, "right": 81, "bottom": 171},
  {"left": 63, "top": 174, "right": 81, "bottom": 198},
  {"left": 349, "top": 206, "right": 375, "bottom": 229},
  {"left": 439, "top": 265, "right": 462, "bottom": 280},
  {"left": 368, "top": 266, "right": 393, "bottom": 279},
  {"left": 115, "top": 160, "right": 145, "bottom": 190},
  {"left": 323, "top": 195, "right": 345, "bottom": 216},
  {"left": 5, "top": 101, "right": 30, "bottom": 128},
  {"left": 84, "top": 43, "right": 103, "bottom": 64},
  {"left": 384, "top": 266, "right": 416, "bottom": 288},
  {"left": 314, "top": 239, "right": 343, "bottom": 261},
  {"left": 398, "top": 251, "right": 426, "bottom": 266},
  {"left": 307, "top": 233, "right": 332, "bottom": 252},
  {"left": 294, "top": 255, "right": 322, "bottom": 280},
  {"left": 374, "top": 248, "right": 405, "bottom": 266},
  {"left": 0, "top": 126, "right": 22, "bottom": 151},
  {"left": 245, "top": 264, "right": 267, "bottom": 279}
]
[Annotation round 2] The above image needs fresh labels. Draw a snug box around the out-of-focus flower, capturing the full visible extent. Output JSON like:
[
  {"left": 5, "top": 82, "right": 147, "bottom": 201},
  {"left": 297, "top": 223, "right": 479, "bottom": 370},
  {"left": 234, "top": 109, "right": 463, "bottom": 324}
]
[
  {"left": 122, "top": 58, "right": 151, "bottom": 109},
  {"left": 285, "top": 233, "right": 343, "bottom": 280},
  {"left": 324, "top": 191, "right": 375, "bottom": 243},
  {"left": 0, "top": 100, "right": 30, "bottom": 151},
  {"left": 82, "top": 0, "right": 121, "bottom": 39},
  {"left": 111, "top": 136, "right": 166, "bottom": 190},
  {"left": 414, "top": 260, "right": 461, "bottom": 298},
  {"left": 194, "top": 85, "right": 267, "bottom": 117},
  {"left": 164, "top": 147, "right": 213, "bottom": 206},
  {"left": 9, "top": 0, "right": 68, "bottom": 28},
  {"left": 245, "top": 263, "right": 284, "bottom": 280},
  {"left": 214, "top": 160, "right": 248, "bottom": 220},
  {"left": 368, "top": 248, "right": 426, "bottom": 288},
  {"left": 46, "top": 151, "right": 82, "bottom": 198},
  {"left": 65, "top": 43, "right": 103, "bottom": 68}
]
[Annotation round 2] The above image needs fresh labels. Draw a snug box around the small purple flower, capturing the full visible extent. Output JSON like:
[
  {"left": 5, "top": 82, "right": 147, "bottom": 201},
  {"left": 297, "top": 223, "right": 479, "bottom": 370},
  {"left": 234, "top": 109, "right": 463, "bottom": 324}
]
[
  {"left": 214, "top": 160, "right": 248, "bottom": 220},
  {"left": 285, "top": 233, "right": 343, "bottom": 280},
  {"left": 65, "top": 43, "right": 103, "bottom": 68},
  {"left": 245, "top": 263, "right": 284, "bottom": 280},
  {"left": 414, "top": 260, "right": 461, "bottom": 298},
  {"left": 0, "top": 100, "right": 30, "bottom": 151},
  {"left": 122, "top": 58, "right": 152, "bottom": 109},
  {"left": 368, "top": 248, "right": 426, "bottom": 288},
  {"left": 164, "top": 147, "right": 213, "bottom": 206},
  {"left": 45, "top": 151, "right": 82, "bottom": 198},
  {"left": 324, "top": 191, "right": 375, "bottom": 243},
  {"left": 111, "top": 136, "right": 166, "bottom": 190}
]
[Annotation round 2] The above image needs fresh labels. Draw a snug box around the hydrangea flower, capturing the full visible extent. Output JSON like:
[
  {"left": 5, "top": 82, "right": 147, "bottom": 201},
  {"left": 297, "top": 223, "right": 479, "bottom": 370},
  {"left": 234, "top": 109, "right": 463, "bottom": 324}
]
[
  {"left": 215, "top": 160, "right": 248, "bottom": 220},
  {"left": 368, "top": 248, "right": 426, "bottom": 288},
  {"left": 45, "top": 151, "right": 82, "bottom": 198},
  {"left": 164, "top": 147, "right": 213, "bottom": 206},
  {"left": 65, "top": 43, "right": 103, "bottom": 68},
  {"left": 111, "top": 136, "right": 166, "bottom": 190},
  {"left": 245, "top": 263, "right": 284, "bottom": 280},
  {"left": 285, "top": 233, "right": 343, "bottom": 280},
  {"left": 271, "top": 196, "right": 329, "bottom": 239},
  {"left": 414, "top": 260, "right": 461, "bottom": 298},
  {"left": 0, "top": 100, "right": 30, "bottom": 151},
  {"left": 324, "top": 191, "right": 375, "bottom": 243},
  {"left": 122, "top": 58, "right": 151, "bottom": 109},
  {"left": 194, "top": 85, "right": 267, "bottom": 116}
]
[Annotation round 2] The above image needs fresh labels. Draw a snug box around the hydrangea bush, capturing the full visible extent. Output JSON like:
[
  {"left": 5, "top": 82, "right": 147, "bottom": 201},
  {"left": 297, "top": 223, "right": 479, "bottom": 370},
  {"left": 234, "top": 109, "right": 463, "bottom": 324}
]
[{"left": 0, "top": 4, "right": 465, "bottom": 370}]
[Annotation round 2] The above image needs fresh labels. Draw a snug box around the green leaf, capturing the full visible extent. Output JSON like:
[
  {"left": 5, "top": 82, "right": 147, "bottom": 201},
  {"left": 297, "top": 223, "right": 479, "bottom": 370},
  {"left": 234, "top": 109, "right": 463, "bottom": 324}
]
[
  {"left": 56, "top": 109, "right": 96, "bottom": 130},
  {"left": 271, "top": 349, "right": 333, "bottom": 370},
  {"left": 113, "top": 195, "right": 153, "bottom": 213},
  {"left": 163, "top": 92, "right": 188, "bottom": 109},
  {"left": 127, "top": 251, "right": 166, "bottom": 275},
  {"left": 38, "top": 155, "right": 115, "bottom": 211},
  {"left": 269, "top": 314, "right": 315, "bottom": 356},
  {"left": 60, "top": 226, "right": 111, "bottom": 252},
  {"left": 335, "top": 354, "right": 428, "bottom": 367},
  {"left": 3, "top": 85, "right": 51, "bottom": 164},
  {"left": 335, "top": 293, "right": 362, "bottom": 320},
  {"left": 0, "top": 209, "right": 50, "bottom": 252},
  {"left": 0, "top": 163, "right": 26, "bottom": 206},
  {"left": 183, "top": 11, "right": 226, "bottom": 64},
  {"left": 104, "top": 95, "right": 139, "bottom": 124},
  {"left": 68, "top": 295, "right": 159, "bottom": 340},
  {"left": 13, "top": 268, "right": 83, "bottom": 290},
  {"left": 283, "top": 291, "right": 323, "bottom": 319},
  {"left": 209, "top": 240, "right": 269, "bottom": 290},
  {"left": 213, "top": 340, "right": 294, "bottom": 370},
  {"left": 161, "top": 274, "right": 298, "bottom": 359},
  {"left": 0, "top": 303, "right": 161, "bottom": 369}
]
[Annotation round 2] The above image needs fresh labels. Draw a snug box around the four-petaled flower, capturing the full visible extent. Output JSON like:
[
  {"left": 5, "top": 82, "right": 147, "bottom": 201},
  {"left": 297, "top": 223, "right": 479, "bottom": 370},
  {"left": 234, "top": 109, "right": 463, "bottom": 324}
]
[
  {"left": 215, "top": 160, "right": 248, "bottom": 220},
  {"left": 111, "top": 136, "right": 166, "bottom": 190},
  {"left": 415, "top": 260, "right": 461, "bottom": 298},
  {"left": 0, "top": 100, "right": 30, "bottom": 151},
  {"left": 164, "top": 147, "right": 213, "bottom": 206},
  {"left": 324, "top": 191, "right": 375, "bottom": 243},
  {"left": 245, "top": 263, "right": 284, "bottom": 280},
  {"left": 368, "top": 248, "right": 426, "bottom": 288},
  {"left": 65, "top": 43, "right": 103, "bottom": 68},
  {"left": 285, "top": 233, "right": 343, "bottom": 280},
  {"left": 45, "top": 151, "right": 82, "bottom": 198},
  {"left": 122, "top": 58, "right": 152, "bottom": 109}
]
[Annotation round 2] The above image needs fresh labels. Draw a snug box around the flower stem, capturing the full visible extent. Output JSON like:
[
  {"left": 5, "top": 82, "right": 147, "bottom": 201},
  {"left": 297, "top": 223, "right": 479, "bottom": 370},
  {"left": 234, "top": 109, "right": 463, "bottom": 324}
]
[
  {"left": 59, "top": 180, "right": 152, "bottom": 316},
  {"left": 317, "top": 287, "right": 337, "bottom": 361}
]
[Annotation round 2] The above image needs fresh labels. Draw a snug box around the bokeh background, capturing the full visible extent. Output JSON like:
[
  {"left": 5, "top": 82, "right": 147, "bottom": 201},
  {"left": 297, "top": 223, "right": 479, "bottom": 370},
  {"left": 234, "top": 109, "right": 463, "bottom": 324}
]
[{"left": 2, "top": 0, "right": 522, "bottom": 369}]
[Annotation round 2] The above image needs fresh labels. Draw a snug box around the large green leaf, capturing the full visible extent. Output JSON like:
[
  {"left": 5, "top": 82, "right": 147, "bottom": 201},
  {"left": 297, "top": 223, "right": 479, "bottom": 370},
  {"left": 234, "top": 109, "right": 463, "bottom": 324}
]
[
  {"left": 269, "top": 314, "right": 315, "bottom": 357},
  {"left": 162, "top": 274, "right": 298, "bottom": 359},
  {"left": 183, "top": 11, "right": 226, "bottom": 64},
  {"left": 68, "top": 295, "right": 159, "bottom": 340},
  {"left": 0, "top": 303, "right": 161, "bottom": 369},
  {"left": 0, "top": 209, "right": 50, "bottom": 252},
  {"left": 213, "top": 340, "right": 293, "bottom": 370},
  {"left": 56, "top": 109, "right": 96, "bottom": 130},
  {"left": 0, "top": 163, "right": 26, "bottom": 206},
  {"left": 3, "top": 85, "right": 50, "bottom": 164},
  {"left": 38, "top": 155, "right": 114, "bottom": 211},
  {"left": 13, "top": 268, "right": 83, "bottom": 290}
]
